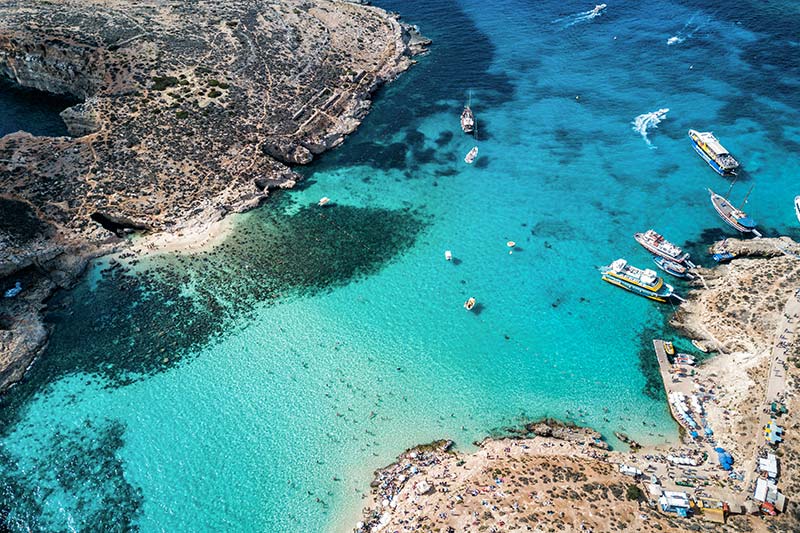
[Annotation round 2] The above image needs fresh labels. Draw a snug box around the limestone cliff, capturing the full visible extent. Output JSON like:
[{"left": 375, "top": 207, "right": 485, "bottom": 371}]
[
  {"left": 0, "top": 0, "right": 428, "bottom": 392},
  {"left": 671, "top": 237, "right": 800, "bottom": 353}
]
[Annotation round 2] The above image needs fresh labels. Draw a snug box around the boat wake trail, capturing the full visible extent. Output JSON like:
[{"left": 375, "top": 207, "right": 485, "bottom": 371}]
[
  {"left": 552, "top": 4, "right": 607, "bottom": 29},
  {"left": 632, "top": 108, "right": 669, "bottom": 148},
  {"left": 667, "top": 14, "right": 704, "bottom": 46}
]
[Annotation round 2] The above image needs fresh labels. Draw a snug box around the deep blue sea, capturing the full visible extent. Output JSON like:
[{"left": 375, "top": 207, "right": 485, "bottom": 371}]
[
  {"left": 2, "top": 0, "right": 799, "bottom": 531},
  {"left": 0, "top": 78, "right": 76, "bottom": 137}
]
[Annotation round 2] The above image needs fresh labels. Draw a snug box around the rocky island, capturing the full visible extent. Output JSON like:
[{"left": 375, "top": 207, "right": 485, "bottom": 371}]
[
  {"left": 357, "top": 237, "right": 800, "bottom": 532},
  {"left": 0, "top": 0, "right": 428, "bottom": 391}
]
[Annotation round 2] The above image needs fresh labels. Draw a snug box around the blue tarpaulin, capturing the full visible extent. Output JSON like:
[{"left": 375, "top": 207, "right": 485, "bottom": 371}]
[{"left": 715, "top": 447, "right": 733, "bottom": 470}]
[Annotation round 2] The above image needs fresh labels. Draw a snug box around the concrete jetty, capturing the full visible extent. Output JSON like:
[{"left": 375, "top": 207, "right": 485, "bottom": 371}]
[{"left": 653, "top": 339, "right": 684, "bottom": 429}]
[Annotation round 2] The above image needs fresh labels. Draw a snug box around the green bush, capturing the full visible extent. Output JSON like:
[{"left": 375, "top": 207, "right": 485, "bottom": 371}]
[
  {"left": 208, "top": 89, "right": 222, "bottom": 98},
  {"left": 626, "top": 484, "right": 643, "bottom": 501},
  {"left": 175, "top": 110, "right": 189, "bottom": 119},
  {"left": 151, "top": 76, "right": 179, "bottom": 91}
]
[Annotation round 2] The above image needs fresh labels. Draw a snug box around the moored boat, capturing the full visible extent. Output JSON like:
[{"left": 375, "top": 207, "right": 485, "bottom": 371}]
[
  {"left": 464, "top": 297, "right": 476, "bottom": 311},
  {"left": 664, "top": 341, "right": 675, "bottom": 355},
  {"left": 708, "top": 188, "right": 760, "bottom": 236},
  {"left": 464, "top": 146, "right": 478, "bottom": 164},
  {"left": 795, "top": 195, "right": 800, "bottom": 224},
  {"left": 688, "top": 129, "right": 739, "bottom": 176},
  {"left": 461, "top": 93, "right": 475, "bottom": 134},
  {"left": 634, "top": 229, "right": 692, "bottom": 265},
  {"left": 601, "top": 258, "right": 675, "bottom": 302},
  {"left": 712, "top": 251, "right": 735, "bottom": 263},
  {"left": 653, "top": 256, "right": 693, "bottom": 279},
  {"left": 674, "top": 353, "right": 696, "bottom": 365},
  {"left": 691, "top": 339, "right": 709, "bottom": 353},
  {"left": 444, "top": 250, "right": 452, "bottom": 261}
]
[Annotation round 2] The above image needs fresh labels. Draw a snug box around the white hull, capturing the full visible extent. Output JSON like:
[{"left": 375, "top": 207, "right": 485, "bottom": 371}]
[{"left": 795, "top": 195, "right": 800, "bottom": 224}]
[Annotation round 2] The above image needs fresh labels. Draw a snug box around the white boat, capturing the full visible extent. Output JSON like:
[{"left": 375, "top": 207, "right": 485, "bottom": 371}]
[
  {"left": 591, "top": 3, "right": 607, "bottom": 16},
  {"left": 601, "top": 258, "right": 676, "bottom": 302},
  {"left": 444, "top": 250, "right": 452, "bottom": 261},
  {"left": 461, "top": 91, "right": 475, "bottom": 133},
  {"left": 318, "top": 197, "right": 330, "bottom": 207},
  {"left": 795, "top": 195, "right": 800, "bottom": 224},
  {"left": 464, "top": 297, "right": 476, "bottom": 311},
  {"left": 464, "top": 146, "right": 478, "bottom": 164},
  {"left": 691, "top": 339, "right": 709, "bottom": 353},
  {"left": 634, "top": 229, "right": 692, "bottom": 265}
]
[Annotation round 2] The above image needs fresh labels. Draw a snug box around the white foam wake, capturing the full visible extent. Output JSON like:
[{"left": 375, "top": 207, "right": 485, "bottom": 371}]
[
  {"left": 632, "top": 108, "right": 669, "bottom": 148},
  {"left": 667, "top": 13, "right": 704, "bottom": 45},
  {"left": 552, "top": 4, "right": 607, "bottom": 28}
]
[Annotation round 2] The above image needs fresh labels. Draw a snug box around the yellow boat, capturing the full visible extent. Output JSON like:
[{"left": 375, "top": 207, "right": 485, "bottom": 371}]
[{"left": 601, "top": 259, "right": 675, "bottom": 303}]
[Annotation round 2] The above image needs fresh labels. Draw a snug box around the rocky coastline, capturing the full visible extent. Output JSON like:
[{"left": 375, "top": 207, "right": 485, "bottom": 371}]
[
  {"left": 0, "top": 0, "right": 429, "bottom": 392},
  {"left": 356, "top": 237, "right": 800, "bottom": 532}
]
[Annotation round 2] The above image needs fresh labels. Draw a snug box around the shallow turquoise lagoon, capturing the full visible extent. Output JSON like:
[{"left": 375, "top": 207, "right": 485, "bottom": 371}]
[{"left": 2, "top": 0, "right": 799, "bottom": 531}]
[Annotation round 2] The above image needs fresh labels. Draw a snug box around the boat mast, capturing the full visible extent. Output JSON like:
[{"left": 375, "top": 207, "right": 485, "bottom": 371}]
[
  {"left": 725, "top": 178, "right": 737, "bottom": 199},
  {"left": 739, "top": 184, "right": 755, "bottom": 210}
]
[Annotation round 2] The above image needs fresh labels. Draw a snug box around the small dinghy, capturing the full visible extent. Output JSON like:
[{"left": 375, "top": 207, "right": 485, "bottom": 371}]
[
  {"left": 464, "top": 297, "right": 476, "bottom": 311},
  {"left": 664, "top": 341, "right": 675, "bottom": 355},
  {"left": 692, "top": 339, "right": 710, "bottom": 353},
  {"left": 712, "top": 251, "right": 735, "bottom": 263},
  {"left": 464, "top": 146, "right": 478, "bottom": 164},
  {"left": 795, "top": 195, "right": 800, "bottom": 224},
  {"left": 444, "top": 250, "right": 452, "bottom": 261},
  {"left": 653, "top": 256, "right": 692, "bottom": 279},
  {"left": 318, "top": 197, "right": 331, "bottom": 207}
]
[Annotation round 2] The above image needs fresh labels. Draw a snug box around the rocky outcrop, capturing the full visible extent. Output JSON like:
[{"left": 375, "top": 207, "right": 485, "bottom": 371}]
[
  {"left": 671, "top": 237, "right": 800, "bottom": 353},
  {"left": 357, "top": 424, "right": 701, "bottom": 533},
  {"left": 0, "top": 0, "right": 428, "bottom": 392}
]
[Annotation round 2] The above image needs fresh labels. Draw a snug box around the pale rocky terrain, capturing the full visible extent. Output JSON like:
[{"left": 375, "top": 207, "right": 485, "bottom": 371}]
[
  {"left": 357, "top": 429, "right": 768, "bottom": 533},
  {"left": 358, "top": 237, "right": 800, "bottom": 532},
  {"left": 0, "top": 0, "right": 428, "bottom": 391},
  {"left": 673, "top": 237, "right": 800, "bottom": 354}
]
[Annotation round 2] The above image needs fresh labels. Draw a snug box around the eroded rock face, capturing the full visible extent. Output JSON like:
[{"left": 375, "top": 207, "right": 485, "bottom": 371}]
[
  {"left": 0, "top": 0, "right": 427, "bottom": 392},
  {"left": 672, "top": 237, "right": 800, "bottom": 353}
]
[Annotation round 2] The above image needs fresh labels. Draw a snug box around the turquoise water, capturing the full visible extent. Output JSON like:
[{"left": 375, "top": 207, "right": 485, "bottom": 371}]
[{"left": 2, "top": 0, "right": 800, "bottom": 531}]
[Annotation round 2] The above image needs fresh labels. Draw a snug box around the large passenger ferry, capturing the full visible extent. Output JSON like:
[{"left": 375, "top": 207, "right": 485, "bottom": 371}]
[
  {"left": 601, "top": 259, "right": 675, "bottom": 302},
  {"left": 688, "top": 129, "right": 740, "bottom": 176}
]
